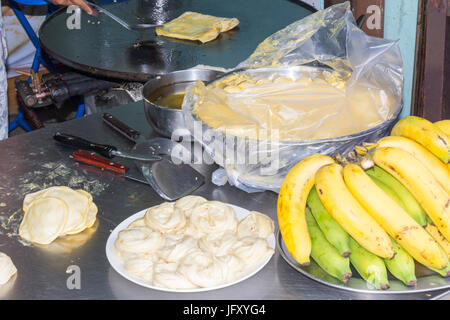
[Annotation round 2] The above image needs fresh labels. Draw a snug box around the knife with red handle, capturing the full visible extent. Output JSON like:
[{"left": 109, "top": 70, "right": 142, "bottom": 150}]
[
  {"left": 72, "top": 150, "right": 148, "bottom": 184},
  {"left": 72, "top": 150, "right": 129, "bottom": 174}
]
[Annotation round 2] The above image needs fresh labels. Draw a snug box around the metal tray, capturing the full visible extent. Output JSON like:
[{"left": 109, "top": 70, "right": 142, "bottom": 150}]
[
  {"left": 39, "top": 0, "right": 316, "bottom": 81},
  {"left": 277, "top": 230, "right": 450, "bottom": 294}
]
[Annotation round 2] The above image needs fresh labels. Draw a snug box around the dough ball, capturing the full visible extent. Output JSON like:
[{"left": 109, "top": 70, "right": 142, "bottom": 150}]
[
  {"left": 144, "top": 202, "right": 187, "bottom": 234},
  {"left": 233, "top": 237, "right": 274, "bottom": 267},
  {"left": 236, "top": 211, "right": 274, "bottom": 239},
  {"left": 115, "top": 227, "right": 164, "bottom": 254},
  {"left": 128, "top": 218, "right": 147, "bottom": 229},
  {"left": 217, "top": 254, "right": 244, "bottom": 281},
  {"left": 158, "top": 235, "right": 198, "bottom": 263},
  {"left": 198, "top": 231, "right": 238, "bottom": 257},
  {"left": 124, "top": 256, "right": 155, "bottom": 283},
  {"left": 178, "top": 250, "right": 229, "bottom": 288},
  {"left": 19, "top": 197, "right": 68, "bottom": 245},
  {"left": 174, "top": 196, "right": 207, "bottom": 216},
  {"left": 153, "top": 261, "right": 198, "bottom": 290},
  {"left": 188, "top": 201, "right": 238, "bottom": 237},
  {"left": 0, "top": 253, "right": 17, "bottom": 285}
]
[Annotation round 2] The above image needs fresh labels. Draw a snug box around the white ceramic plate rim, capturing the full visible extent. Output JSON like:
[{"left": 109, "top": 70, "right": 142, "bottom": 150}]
[{"left": 106, "top": 203, "right": 275, "bottom": 293}]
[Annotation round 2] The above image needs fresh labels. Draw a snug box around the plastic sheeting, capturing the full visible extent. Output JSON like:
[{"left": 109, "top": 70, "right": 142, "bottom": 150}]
[{"left": 182, "top": 2, "right": 404, "bottom": 193}]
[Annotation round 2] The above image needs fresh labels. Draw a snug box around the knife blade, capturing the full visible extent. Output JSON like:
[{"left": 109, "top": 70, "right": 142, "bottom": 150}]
[{"left": 54, "top": 132, "right": 162, "bottom": 162}]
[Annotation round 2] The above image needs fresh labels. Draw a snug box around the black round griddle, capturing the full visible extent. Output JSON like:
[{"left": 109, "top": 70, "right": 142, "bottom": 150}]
[{"left": 39, "top": 0, "right": 316, "bottom": 81}]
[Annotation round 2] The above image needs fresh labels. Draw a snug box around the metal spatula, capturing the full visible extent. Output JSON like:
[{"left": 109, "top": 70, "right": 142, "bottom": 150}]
[
  {"left": 85, "top": 1, "right": 165, "bottom": 31},
  {"left": 102, "top": 113, "right": 205, "bottom": 201},
  {"left": 139, "top": 155, "right": 205, "bottom": 201}
]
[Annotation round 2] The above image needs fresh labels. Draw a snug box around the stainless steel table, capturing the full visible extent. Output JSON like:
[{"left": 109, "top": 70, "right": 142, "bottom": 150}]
[{"left": 0, "top": 101, "right": 447, "bottom": 300}]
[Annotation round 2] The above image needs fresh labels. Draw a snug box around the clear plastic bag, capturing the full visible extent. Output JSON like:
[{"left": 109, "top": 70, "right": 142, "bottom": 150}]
[{"left": 182, "top": 2, "right": 404, "bottom": 193}]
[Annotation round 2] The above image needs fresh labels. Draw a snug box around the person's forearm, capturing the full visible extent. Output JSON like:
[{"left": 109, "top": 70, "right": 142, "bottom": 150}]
[{"left": 47, "top": 0, "right": 95, "bottom": 15}]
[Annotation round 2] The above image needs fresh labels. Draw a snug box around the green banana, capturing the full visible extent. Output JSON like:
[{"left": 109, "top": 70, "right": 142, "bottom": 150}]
[
  {"left": 369, "top": 176, "right": 408, "bottom": 212},
  {"left": 307, "top": 187, "right": 351, "bottom": 257},
  {"left": 305, "top": 208, "right": 352, "bottom": 283},
  {"left": 365, "top": 166, "right": 428, "bottom": 227},
  {"left": 427, "top": 263, "right": 450, "bottom": 278},
  {"left": 384, "top": 239, "right": 417, "bottom": 287},
  {"left": 349, "top": 237, "right": 390, "bottom": 290}
]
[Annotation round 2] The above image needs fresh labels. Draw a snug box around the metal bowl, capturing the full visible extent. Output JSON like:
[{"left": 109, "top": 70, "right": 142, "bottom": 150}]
[
  {"left": 143, "top": 69, "right": 224, "bottom": 139},
  {"left": 184, "top": 67, "right": 403, "bottom": 192}
]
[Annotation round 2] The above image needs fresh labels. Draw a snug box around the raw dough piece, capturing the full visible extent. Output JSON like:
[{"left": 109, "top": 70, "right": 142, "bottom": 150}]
[
  {"left": 84, "top": 202, "right": 98, "bottom": 229},
  {"left": 178, "top": 249, "right": 229, "bottom": 287},
  {"left": 158, "top": 235, "right": 198, "bottom": 263},
  {"left": 144, "top": 202, "right": 187, "bottom": 234},
  {"left": 236, "top": 211, "right": 275, "bottom": 239},
  {"left": 193, "top": 73, "right": 396, "bottom": 141},
  {"left": 188, "top": 201, "right": 238, "bottom": 237},
  {"left": 153, "top": 261, "right": 198, "bottom": 290},
  {"left": 174, "top": 195, "right": 207, "bottom": 216},
  {"left": 20, "top": 186, "right": 97, "bottom": 245},
  {"left": 198, "top": 231, "right": 238, "bottom": 257},
  {"left": 128, "top": 218, "right": 147, "bottom": 229},
  {"left": 217, "top": 254, "right": 244, "bottom": 281},
  {"left": 0, "top": 253, "right": 17, "bottom": 285},
  {"left": 233, "top": 237, "right": 274, "bottom": 267},
  {"left": 124, "top": 256, "right": 155, "bottom": 283},
  {"left": 22, "top": 189, "right": 47, "bottom": 212},
  {"left": 114, "top": 197, "right": 275, "bottom": 290},
  {"left": 35, "top": 186, "right": 90, "bottom": 235},
  {"left": 156, "top": 11, "right": 239, "bottom": 43},
  {"left": 115, "top": 228, "right": 164, "bottom": 255},
  {"left": 19, "top": 197, "right": 68, "bottom": 245}
]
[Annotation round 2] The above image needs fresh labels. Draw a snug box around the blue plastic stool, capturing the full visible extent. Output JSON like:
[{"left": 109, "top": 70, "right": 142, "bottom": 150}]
[{"left": 8, "top": 0, "right": 85, "bottom": 133}]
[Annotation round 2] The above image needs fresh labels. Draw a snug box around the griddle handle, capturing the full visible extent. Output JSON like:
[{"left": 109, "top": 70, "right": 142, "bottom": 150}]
[{"left": 53, "top": 132, "right": 117, "bottom": 158}]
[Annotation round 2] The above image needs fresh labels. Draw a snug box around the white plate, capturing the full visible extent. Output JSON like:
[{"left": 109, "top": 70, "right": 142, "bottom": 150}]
[{"left": 106, "top": 203, "right": 275, "bottom": 293}]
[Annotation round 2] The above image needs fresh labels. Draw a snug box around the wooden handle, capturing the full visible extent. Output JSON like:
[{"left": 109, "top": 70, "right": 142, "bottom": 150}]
[
  {"left": 102, "top": 113, "right": 140, "bottom": 142},
  {"left": 72, "top": 150, "right": 128, "bottom": 174}
]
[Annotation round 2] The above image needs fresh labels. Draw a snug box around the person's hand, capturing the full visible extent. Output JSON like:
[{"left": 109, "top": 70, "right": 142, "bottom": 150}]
[{"left": 47, "top": 0, "right": 95, "bottom": 16}]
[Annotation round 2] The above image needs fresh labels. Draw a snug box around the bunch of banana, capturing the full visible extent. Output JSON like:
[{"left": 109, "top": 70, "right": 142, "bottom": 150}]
[{"left": 277, "top": 115, "right": 450, "bottom": 290}]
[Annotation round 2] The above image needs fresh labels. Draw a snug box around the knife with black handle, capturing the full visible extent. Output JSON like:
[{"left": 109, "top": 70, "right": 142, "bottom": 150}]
[{"left": 53, "top": 132, "right": 161, "bottom": 162}]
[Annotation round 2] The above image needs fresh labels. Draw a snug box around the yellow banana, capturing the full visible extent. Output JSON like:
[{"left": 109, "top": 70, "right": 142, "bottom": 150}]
[
  {"left": 391, "top": 116, "right": 450, "bottom": 164},
  {"left": 343, "top": 164, "right": 448, "bottom": 270},
  {"left": 277, "top": 154, "right": 335, "bottom": 266},
  {"left": 376, "top": 136, "right": 450, "bottom": 194},
  {"left": 373, "top": 147, "right": 450, "bottom": 241},
  {"left": 435, "top": 120, "right": 450, "bottom": 136},
  {"left": 425, "top": 223, "right": 450, "bottom": 258},
  {"left": 315, "top": 164, "right": 395, "bottom": 259}
]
